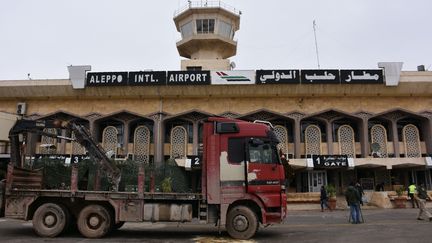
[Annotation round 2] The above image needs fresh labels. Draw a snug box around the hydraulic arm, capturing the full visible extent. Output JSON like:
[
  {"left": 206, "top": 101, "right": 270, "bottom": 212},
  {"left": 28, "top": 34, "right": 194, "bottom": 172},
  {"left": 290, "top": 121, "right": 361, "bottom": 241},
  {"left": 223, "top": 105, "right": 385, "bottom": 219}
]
[{"left": 8, "top": 119, "right": 121, "bottom": 191}]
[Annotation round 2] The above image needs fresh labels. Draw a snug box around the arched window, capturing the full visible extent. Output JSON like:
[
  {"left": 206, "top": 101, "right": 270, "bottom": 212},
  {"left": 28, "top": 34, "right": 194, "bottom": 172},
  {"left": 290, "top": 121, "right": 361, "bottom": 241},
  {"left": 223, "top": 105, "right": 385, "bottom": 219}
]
[
  {"left": 305, "top": 125, "right": 321, "bottom": 156},
  {"left": 274, "top": 125, "right": 288, "bottom": 155},
  {"left": 170, "top": 126, "right": 187, "bottom": 159},
  {"left": 40, "top": 128, "right": 58, "bottom": 154},
  {"left": 403, "top": 124, "right": 421, "bottom": 158},
  {"left": 370, "top": 124, "right": 388, "bottom": 158},
  {"left": 134, "top": 126, "right": 150, "bottom": 163},
  {"left": 338, "top": 125, "right": 355, "bottom": 158},
  {"left": 71, "top": 132, "right": 86, "bottom": 155},
  {"left": 102, "top": 126, "right": 118, "bottom": 158}
]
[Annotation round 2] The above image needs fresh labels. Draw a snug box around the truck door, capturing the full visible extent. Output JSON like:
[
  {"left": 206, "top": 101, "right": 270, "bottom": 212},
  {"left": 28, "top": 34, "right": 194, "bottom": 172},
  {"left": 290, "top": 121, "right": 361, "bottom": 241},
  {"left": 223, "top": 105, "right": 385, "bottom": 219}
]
[{"left": 246, "top": 138, "right": 282, "bottom": 208}]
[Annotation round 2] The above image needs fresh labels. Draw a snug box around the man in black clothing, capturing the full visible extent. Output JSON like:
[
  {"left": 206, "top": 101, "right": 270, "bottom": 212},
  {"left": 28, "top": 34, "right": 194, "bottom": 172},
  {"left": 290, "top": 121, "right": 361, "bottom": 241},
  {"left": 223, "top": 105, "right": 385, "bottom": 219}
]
[
  {"left": 346, "top": 182, "right": 362, "bottom": 224},
  {"left": 320, "top": 185, "right": 332, "bottom": 212},
  {"left": 355, "top": 182, "right": 364, "bottom": 205},
  {"left": 415, "top": 183, "right": 432, "bottom": 221}
]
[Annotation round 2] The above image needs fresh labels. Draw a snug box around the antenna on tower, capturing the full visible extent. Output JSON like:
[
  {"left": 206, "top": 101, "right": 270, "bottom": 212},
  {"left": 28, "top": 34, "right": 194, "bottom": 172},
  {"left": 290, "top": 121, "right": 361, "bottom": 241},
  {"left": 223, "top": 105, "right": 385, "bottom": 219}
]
[{"left": 313, "top": 20, "right": 321, "bottom": 69}]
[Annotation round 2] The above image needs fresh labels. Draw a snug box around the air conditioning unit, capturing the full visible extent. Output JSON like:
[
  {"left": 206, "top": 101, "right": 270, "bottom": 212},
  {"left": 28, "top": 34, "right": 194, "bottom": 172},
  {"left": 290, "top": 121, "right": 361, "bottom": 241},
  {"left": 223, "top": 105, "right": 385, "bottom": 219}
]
[{"left": 17, "top": 102, "right": 26, "bottom": 115}]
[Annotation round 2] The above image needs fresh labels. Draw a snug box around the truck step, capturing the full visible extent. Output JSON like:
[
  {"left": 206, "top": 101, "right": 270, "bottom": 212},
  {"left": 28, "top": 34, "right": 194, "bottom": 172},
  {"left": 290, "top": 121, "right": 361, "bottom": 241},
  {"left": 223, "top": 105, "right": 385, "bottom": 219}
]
[{"left": 199, "top": 212, "right": 207, "bottom": 217}]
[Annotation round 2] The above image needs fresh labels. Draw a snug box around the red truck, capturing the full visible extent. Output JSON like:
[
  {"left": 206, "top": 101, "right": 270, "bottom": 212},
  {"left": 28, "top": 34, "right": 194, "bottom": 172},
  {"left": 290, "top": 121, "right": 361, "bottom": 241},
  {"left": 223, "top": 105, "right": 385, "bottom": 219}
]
[{"left": 0, "top": 117, "right": 286, "bottom": 240}]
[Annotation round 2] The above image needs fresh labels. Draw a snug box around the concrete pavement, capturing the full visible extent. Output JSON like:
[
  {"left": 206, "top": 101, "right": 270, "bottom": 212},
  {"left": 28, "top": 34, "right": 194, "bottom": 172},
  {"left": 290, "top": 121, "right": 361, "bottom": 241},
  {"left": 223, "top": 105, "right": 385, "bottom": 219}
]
[{"left": 0, "top": 207, "right": 431, "bottom": 242}]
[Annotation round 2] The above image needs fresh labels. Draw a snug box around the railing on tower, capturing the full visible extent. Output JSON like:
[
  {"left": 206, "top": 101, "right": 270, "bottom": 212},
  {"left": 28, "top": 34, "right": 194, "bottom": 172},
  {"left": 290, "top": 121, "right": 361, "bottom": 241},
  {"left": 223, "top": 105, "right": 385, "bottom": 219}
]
[{"left": 174, "top": 1, "right": 241, "bottom": 17}]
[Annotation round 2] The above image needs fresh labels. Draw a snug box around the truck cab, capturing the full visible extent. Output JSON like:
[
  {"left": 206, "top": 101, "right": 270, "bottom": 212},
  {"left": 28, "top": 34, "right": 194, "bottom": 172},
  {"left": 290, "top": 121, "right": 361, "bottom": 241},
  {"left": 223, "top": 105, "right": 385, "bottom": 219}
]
[{"left": 203, "top": 117, "right": 287, "bottom": 239}]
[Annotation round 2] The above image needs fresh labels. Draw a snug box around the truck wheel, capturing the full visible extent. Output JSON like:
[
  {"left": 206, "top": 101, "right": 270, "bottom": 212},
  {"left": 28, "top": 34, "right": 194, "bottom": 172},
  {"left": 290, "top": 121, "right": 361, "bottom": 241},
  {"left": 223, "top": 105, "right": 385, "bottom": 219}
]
[
  {"left": 32, "top": 203, "right": 68, "bottom": 237},
  {"left": 77, "top": 205, "right": 112, "bottom": 238},
  {"left": 60, "top": 205, "right": 73, "bottom": 233},
  {"left": 226, "top": 206, "right": 258, "bottom": 240}
]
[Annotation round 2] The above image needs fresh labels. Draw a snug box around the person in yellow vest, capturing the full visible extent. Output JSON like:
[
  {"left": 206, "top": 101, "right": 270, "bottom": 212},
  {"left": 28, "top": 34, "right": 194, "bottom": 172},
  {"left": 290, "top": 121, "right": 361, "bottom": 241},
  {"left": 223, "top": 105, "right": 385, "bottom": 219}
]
[
  {"left": 415, "top": 183, "right": 432, "bottom": 221},
  {"left": 408, "top": 182, "right": 419, "bottom": 208}
]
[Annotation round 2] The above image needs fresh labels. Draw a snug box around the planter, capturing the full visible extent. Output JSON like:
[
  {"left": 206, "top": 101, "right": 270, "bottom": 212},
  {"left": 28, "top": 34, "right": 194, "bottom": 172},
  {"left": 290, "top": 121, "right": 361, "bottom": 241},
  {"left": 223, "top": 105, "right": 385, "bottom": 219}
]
[
  {"left": 328, "top": 197, "right": 337, "bottom": 210},
  {"left": 394, "top": 197, "right": 406, "bottom": 208}
]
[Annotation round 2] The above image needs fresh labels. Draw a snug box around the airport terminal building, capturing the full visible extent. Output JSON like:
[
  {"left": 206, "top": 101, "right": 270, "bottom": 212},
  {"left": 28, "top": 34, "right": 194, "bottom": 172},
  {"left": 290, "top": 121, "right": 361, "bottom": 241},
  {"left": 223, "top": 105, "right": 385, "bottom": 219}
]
[{"left": 1, "top": 2, "right": 431, "bottom": 194}]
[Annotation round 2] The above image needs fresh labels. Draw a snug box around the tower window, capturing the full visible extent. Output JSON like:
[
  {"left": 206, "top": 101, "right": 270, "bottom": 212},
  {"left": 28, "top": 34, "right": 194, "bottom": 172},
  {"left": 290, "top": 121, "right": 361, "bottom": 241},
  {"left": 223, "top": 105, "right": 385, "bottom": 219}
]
[
  {"left": 186, "top": 66, "right": 202, "bottom": 71},
  {"left": 196, "top": 19, "right": 215, "bottom": 34},
  {"left": 218, "top": 20, "right": 233, "bottom": 38},
  {"left": 180, "top": 21, "right": 194, "bottom": 38}
]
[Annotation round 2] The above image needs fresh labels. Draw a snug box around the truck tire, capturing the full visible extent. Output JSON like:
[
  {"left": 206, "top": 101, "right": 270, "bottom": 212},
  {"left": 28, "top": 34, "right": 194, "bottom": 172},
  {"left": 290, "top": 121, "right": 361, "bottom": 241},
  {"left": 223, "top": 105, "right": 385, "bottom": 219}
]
[
  {"left": 60, "top": 205, "right": 75, "bottom": 234},
  {"left": 32, "top": 203, "right": 68, "bottom": 237},
  {"left": 77, "top": 204, "right": 112, "bottom": 238},
  {"left": 226, "top": 206, "right": 258, "bottom": 240}
]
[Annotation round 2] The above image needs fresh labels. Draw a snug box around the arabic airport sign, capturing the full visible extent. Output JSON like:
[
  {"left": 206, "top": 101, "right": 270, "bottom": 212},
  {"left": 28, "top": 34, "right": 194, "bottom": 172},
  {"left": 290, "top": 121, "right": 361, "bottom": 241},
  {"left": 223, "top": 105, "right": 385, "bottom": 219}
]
[
  {"left": 128, "top": 71, "right": 166, "bottom": 85},
  {"left": 301, "top": 70, "right": 340, "bottom": 84},
  {"left": 85, "top": 69, "right": 385, "bottom": 87},
  {"left": 256, "top": 70, "right": 300, "bottom": 84},
  {"left": 86, "top": 72, "right": 128, "bottom": 86},
  {"left": 211, "top": 71, "right": 255, "bottom": 85},
  {"left": 312, "top": 155, "right": 349, "bottom": 168},
  {"left": 340, "top": 69, "right": 384, "bottom": 84},
  {"left": 167, "top": 71, "right": 211, "bottom": 85}
]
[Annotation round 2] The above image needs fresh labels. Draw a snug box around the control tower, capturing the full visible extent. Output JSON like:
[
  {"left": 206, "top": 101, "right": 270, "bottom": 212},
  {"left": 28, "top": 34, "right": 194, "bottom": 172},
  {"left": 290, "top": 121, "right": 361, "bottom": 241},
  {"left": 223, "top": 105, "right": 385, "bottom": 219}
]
[{"left": 173, "top": 1, "right": 240, "bottom": 70}]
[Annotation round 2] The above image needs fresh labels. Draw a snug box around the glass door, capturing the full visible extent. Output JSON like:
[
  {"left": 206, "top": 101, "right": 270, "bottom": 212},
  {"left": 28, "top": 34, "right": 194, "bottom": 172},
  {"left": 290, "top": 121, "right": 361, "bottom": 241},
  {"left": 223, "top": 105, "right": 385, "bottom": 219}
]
[{"left": 308, "top": 171, "right": 327, "bottom": 192}]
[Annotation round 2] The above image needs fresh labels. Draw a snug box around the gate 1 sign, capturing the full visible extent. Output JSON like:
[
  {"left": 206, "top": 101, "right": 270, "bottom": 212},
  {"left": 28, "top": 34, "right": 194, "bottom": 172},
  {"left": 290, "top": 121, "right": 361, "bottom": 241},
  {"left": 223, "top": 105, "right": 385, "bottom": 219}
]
[{"left": 312, "top": 155, "right": 348, "bottom": 168}]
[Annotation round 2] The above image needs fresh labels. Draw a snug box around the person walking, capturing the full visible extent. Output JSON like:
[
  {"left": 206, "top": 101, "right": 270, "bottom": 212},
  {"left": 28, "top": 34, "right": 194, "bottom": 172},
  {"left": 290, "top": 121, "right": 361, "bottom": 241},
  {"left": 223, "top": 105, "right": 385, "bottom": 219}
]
[
  {"left": 320, "top": 185, "right": 332, "bottom": 212},
  {"left": 345, "top": 182, "right": 362, "bottom": 224},
  {"left": 415, "top": 183, "right": 432, "bottom": 221},
  {"left": 408, "top": 182, "right": 418, "bottom": 208}
]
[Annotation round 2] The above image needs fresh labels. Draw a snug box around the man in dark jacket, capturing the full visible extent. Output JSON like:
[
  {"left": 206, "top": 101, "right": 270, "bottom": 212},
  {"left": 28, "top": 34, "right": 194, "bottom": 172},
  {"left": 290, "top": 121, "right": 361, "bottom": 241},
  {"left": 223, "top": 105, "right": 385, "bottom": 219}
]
[
  {"left": 355, "top": 182, "right": 364, "bottom": 206},
  {"left": 320, "top": 185, "right": 332, "bottom": 212},
  {"left": 345, "top": 182, "right": 362, "bottom": 224},
  {"left": 415, "top": 183, "right": 432, "bottom": 221}
]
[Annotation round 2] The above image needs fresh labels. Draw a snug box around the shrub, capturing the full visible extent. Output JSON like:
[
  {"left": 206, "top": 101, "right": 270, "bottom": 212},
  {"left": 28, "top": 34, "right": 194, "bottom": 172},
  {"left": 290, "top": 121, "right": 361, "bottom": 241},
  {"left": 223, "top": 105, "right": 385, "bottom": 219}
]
[
  {"left": 325, "top": 184, "right": 337, "bottom": 198},
  {"left": 396, "top": 186, "right": 405, "bottom": 197}
]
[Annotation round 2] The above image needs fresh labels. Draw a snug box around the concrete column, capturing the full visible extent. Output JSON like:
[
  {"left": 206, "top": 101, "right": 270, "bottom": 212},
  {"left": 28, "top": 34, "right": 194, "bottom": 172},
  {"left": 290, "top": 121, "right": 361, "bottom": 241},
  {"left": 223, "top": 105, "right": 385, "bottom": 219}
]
[
  {"left": 123, "top": 121, "right": 130, "bottom": 155},
  {"left": 361, "top": 119, "right": 369, "bottom": 157},
  {"left": 294, "top": 120, "right": 301, "bottom": 158},
  {"left": 326, "top": 121, "right": 333, "bottom": 155},
  {"left": 391, "top": 120, "right": 400, "bottom": 157},
  {"left": 153, "top": 114, "right": 164, "bottom": 165},
  {"left": 192, "top": 121, "right": 199, "bottom": 155},
  {"left": 89, "top": 120, "right": 97, "bottom": 140},
  {"left": 88, "top": 119, "right": 100, "bottom": 190},
  {"left": 27, "top": 133, "right": 37, "bottom": 155},
  {"left": 59, "top": 129, "right": 66, "bottom": 154}
]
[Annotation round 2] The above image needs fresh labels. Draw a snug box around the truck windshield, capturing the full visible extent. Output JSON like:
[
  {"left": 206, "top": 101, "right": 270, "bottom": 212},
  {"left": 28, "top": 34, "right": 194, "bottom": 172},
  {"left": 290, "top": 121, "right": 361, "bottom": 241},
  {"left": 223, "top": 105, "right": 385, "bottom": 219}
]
[{"left": 249, "top": 140, "right": 280, "bottom": 164}]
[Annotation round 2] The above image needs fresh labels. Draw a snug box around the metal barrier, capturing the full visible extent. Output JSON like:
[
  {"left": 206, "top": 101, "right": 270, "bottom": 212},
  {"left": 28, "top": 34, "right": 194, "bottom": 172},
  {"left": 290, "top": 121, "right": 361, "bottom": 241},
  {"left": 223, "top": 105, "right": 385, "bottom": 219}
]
[{"left": 174, "top": 0, "right": 241, "bottom": 17}]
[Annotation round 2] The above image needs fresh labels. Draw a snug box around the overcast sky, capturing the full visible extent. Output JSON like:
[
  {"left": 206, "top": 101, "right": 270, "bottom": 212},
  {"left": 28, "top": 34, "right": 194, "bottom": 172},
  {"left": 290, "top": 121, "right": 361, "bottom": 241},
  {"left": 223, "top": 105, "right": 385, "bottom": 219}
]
[{"left": 0, "top": 0, "right": 431, "bottom": 80}]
